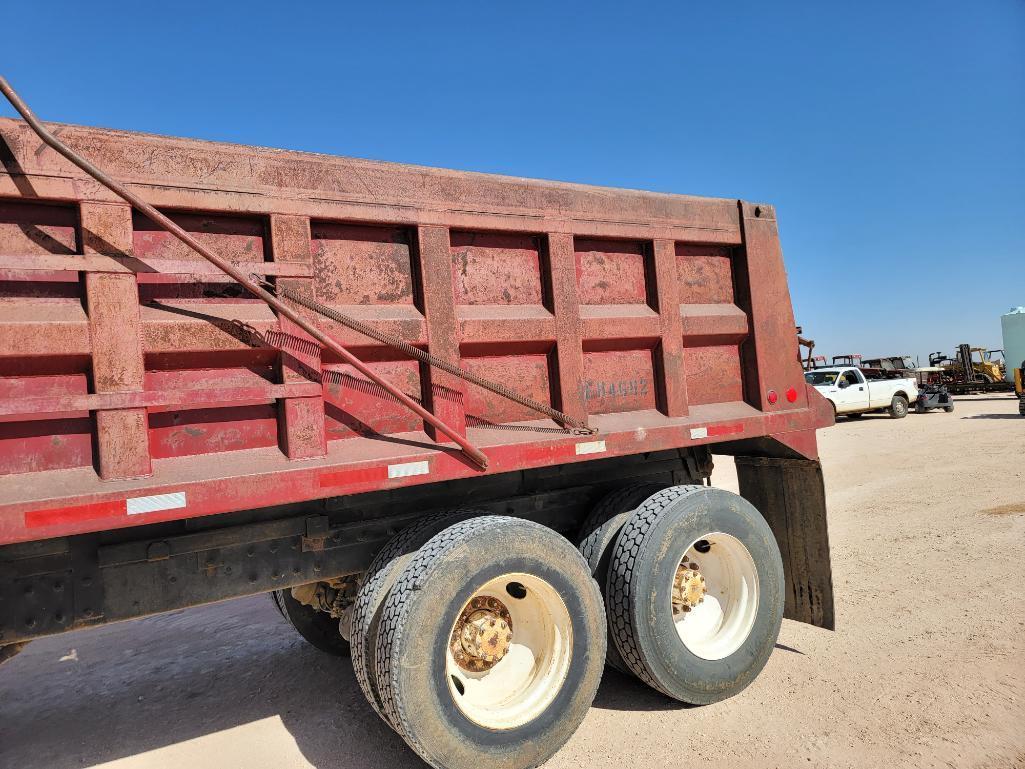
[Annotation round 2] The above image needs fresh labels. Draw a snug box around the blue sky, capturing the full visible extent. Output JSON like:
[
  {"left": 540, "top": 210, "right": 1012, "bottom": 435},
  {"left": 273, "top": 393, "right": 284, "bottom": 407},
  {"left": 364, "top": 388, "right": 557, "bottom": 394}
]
[{"left": 3, "top": 1, "right": 1022, "bottom": 364}]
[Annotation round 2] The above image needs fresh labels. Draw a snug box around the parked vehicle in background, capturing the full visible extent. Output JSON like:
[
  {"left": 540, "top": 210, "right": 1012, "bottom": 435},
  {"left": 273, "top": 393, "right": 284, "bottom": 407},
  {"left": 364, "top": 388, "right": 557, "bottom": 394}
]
[
  {"left": 929, "top": 345, "right": 1012, "bottom": 394},
  {"left": 861, "top": 354, "right": 917, "bottom": 372},
  {"left": 831, "top": 354, "right": 862, "bottom": 367},
  {"left": 858, "top": 356, "right": 953, "bottom": 414},
  {"left": 804, "top": 367, "right": 919, "bottom": 419},
  {"left": 908, "top": 370, "right": 955, "bottom": 414}
]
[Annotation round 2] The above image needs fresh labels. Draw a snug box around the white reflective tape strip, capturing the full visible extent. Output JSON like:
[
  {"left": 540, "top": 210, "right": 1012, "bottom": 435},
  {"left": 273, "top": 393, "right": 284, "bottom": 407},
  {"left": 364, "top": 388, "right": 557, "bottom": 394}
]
[
  {"left": 388, "top": 460, "right": 430, "bottom": 479},
  {"left": 689, "top": 427, "right": 708, "bottom": 439},
  {"left": 575, "top": 440, "right": 607, "bottom": 455},
  {"left": 126, "top": 492, "right": 186, "bottom": 516}
]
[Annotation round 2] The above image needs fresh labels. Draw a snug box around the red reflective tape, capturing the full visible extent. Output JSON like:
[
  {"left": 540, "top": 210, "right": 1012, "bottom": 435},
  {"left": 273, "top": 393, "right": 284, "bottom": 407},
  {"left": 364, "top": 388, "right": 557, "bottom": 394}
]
[
  {"left": 318, "top": 465, "right": 388, "bottom": 488},
  {"left": 708, "top": 423, "right": 744, "bottom": 437},
  {"left": 25, "top": 499, "right": 124, "bottom": 529}
]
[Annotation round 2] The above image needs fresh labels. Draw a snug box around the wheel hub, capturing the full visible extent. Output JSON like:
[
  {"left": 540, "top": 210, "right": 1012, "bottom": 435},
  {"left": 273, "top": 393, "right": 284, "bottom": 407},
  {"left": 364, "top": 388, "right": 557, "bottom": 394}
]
[
  {"left": 672, "top": 559, "right": 706, "bottom": 615},
  {"left": 450, "top": 596, "right": 513, "bottom": 671}
]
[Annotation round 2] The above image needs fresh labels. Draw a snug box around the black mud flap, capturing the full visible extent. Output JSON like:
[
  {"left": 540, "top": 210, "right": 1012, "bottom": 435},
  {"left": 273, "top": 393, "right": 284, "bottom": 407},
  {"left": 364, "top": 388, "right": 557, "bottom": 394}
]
[{"left": 735, "top": 456, "right": 835, "bottom": 630}]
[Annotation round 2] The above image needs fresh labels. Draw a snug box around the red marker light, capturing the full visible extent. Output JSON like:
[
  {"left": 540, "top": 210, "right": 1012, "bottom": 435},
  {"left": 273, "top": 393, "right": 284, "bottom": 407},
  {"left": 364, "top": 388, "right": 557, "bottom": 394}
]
[
  {"left": 785, "top": 386, "right": 798, "bottom": 403},
  {"left": 767, "top": 389, "right": 778, "bottom": 405}
]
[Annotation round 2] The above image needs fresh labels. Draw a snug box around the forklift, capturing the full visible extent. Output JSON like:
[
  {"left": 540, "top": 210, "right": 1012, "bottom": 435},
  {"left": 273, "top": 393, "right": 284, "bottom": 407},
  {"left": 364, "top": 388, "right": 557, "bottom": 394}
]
[{"left": 928, "top": 344, "right": 1012, "bottom": 394}]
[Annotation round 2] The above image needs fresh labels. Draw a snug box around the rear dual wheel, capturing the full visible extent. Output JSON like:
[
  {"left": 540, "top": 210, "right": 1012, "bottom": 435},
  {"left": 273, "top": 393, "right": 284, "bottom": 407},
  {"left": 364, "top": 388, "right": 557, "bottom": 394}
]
[
  {"left": 350, "top": 510, "right": 486, "bottom": 722},
  {"left": 272, "top": 588, "right": 350, "bottom": 657},
  {"left": 352, "top": 487, "right": 783, "bottom": 769},
  {"left": 604, "top": 485, "right": 785, "bottom": 704},
  {"left": 365, "top": 516, "right": 606, "bottom": 769},
  {"left": 576, "top": 483, "right": 668, "bottom": 673}
]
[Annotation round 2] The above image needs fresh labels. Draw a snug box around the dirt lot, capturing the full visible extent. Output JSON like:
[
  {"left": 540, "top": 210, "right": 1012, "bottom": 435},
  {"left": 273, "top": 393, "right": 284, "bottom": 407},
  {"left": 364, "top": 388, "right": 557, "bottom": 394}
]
[{"left": 1, "top": 394, "right": 1022, "bottom": 769}]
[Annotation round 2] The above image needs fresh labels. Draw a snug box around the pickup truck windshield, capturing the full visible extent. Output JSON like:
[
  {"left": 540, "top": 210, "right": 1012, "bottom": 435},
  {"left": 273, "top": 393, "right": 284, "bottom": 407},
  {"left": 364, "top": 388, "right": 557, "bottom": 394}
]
[{"left": 805, "top": 371, "right": 838, "bottom": 385}]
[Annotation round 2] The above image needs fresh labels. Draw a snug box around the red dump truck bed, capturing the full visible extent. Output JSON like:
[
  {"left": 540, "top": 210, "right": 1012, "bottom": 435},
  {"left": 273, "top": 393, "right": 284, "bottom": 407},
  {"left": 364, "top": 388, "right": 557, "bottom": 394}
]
[
  {"left": 0, "top": 101, "right": 836, "bottom": 769},
  {"left": 0, "top": 117, "right": 827, "bottom": 546}
]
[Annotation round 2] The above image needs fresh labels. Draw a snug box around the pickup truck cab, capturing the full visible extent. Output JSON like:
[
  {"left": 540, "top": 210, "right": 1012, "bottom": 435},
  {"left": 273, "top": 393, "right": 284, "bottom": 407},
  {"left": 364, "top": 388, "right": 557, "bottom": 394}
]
[{"left": 804, "top": 367, "right": 919, "bottom": 419}]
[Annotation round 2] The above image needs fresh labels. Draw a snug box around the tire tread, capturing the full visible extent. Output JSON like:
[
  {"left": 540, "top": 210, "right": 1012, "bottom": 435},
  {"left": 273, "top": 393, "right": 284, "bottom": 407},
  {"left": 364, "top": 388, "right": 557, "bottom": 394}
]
[{"left": 605, "top": 485, "right": 708, "bottom": 696}]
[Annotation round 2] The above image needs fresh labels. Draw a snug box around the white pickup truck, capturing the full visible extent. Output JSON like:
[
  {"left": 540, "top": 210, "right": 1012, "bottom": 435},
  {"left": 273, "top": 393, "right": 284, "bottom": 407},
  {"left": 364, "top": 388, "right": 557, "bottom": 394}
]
[{"left": 804, "top": 367, "right": 920, "bottom": 419}]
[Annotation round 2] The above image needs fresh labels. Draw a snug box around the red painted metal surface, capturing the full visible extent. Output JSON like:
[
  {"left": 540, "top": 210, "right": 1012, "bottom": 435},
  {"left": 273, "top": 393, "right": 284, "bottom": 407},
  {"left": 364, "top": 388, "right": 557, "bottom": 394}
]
[{"left": 0, "top": 106, "right": 832, "bottom": 546}]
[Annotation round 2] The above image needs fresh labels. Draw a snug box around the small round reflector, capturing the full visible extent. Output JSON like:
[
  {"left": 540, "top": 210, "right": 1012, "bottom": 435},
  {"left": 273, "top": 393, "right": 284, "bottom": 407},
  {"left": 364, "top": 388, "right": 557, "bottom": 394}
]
[
  {"left": 767, "top": 390, "right": 778, "bottom": 404},
  {"left": 786, "top": 387, "right": 798, "bottom": 403}
]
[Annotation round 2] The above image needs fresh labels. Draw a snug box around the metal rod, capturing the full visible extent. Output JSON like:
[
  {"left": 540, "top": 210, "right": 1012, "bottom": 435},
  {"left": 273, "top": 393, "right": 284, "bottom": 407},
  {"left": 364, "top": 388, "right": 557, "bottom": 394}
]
[
  {"left": 0, "top": 75, "right": 488, "bottom": 470},
  {"left": 253, "top": 276, "right": 594, "bottom": 434}
]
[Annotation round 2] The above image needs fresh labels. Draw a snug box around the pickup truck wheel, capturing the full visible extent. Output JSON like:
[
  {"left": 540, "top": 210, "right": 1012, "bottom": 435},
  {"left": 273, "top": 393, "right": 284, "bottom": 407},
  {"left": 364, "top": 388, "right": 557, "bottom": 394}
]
[
  {"left": 577, "top": 483, "right": 667, "bottom": 675},
  {"left": 375, "top": 516, "right": 605, "bottom": 769},
  {"left": 272, "top": 588, "right": 350, "bottom": 657},
  {"left": 606, "top": 485, "right": 784, "bottom": 704},
  {"left": 889, "top": 395, "right": 909, "bottom": 419},
  {"left": 350, "top": 510, "right": 486, "bottom": 725}
]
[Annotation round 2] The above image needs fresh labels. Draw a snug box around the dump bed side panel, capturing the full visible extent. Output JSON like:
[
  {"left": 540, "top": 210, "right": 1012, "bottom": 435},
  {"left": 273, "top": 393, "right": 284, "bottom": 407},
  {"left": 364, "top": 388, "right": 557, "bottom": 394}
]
[{"left": 0, "top": 119, "right": 825, "bottom": 545}]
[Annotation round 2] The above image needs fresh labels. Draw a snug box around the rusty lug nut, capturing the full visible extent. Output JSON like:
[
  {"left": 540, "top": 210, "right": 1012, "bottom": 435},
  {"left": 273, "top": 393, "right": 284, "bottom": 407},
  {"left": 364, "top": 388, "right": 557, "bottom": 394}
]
[{"left": 506, "top": 633, "right": 512, "bottom": 642}]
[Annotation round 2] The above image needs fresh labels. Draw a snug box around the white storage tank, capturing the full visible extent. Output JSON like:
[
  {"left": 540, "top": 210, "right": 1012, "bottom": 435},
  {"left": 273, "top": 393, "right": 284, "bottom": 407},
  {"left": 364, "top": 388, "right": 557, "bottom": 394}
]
[{"left": 1001, "top": 307, "right": 1025, "bottom": 383}]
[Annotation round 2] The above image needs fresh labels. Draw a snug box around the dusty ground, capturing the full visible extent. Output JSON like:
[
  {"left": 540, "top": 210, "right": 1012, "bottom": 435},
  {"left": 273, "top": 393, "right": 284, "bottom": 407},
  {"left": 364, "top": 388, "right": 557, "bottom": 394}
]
[{"left": 1, "top": 394, "right": 1022, "bottom": 769}]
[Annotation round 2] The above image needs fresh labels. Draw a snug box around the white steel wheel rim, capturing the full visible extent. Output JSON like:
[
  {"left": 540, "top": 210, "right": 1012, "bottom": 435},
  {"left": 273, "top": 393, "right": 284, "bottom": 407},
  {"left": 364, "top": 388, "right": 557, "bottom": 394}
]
[
  {"left": 671, "top": 532, "right": 759, "bottom": 661},
  {"left": 445, "top": 572, "right": 573, "bottom": 730}
]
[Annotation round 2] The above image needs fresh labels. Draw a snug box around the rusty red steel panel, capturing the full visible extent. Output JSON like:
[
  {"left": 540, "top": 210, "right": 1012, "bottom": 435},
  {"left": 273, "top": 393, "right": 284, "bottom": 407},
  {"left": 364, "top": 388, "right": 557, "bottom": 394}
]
[
  {"left": 0, "top": 116, "right": 831, "bottom": 545},
  {"left": 418, "top": 224, "right": 466, "bottom": 441},
  {"left": 546, "top": 233, "right": 588, "bottom": 426},
  {"left": 677, "top": 243, "right": 735, "bottom": 304},
  {"left": 81, "top": 202, "right": 151, "bottom": 480},
  {"left": 581, "top": 346, "right": 658, "bottom": 415},
  {"left": 311, "top": 222, "right": 415, "bottom": 305},
  {"left": 575, "top": 238, "right": 651, "bottom": 306},
  {"left": 450, "top": 231, "right": 545, "bottom": 306},
  {"left": 323, "top": 360, "right": 424, "bottom": 439},
  {"left": 149, "top": 404, "right": 278, "bottom": 459},
  {"left": 652, "top": 239, "right": 688, "bottom": 417},
  {"left": 272, "top": 213, "right": 326, "bottom": 460},
  {"left": 134, "top": 210, "right": 269, "bottom": 262}
]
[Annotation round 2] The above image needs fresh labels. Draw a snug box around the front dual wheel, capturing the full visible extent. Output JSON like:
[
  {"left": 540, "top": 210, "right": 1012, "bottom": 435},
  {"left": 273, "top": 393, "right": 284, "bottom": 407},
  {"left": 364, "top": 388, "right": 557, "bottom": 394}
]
[{"left": 372, "top": 517, "right": 605, "bottom": 769}]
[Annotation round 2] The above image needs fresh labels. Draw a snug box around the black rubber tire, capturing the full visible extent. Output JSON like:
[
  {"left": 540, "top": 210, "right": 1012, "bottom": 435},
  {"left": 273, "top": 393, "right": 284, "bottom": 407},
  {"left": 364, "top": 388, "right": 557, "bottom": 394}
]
[
  {"left": 350, "top": 509, "right": 485, "bottom": 726},
  {"left": 889, "top": 395, "right": 909, "bottom": 419},
  {"left": 606, "top": 485, "right": 784, "bottom": 705},
  {"left": 914, "top": 401, "right": 927, "bottom": 414},
  {"left": 945, "top": 404, "right": 956, "bottom": 413},
  {"left": 375, "top": 516, "right": 606, "bottom": 769},
  {"left": 846, "top": 412, "right": 864, "bottom": 419},
  {"left": 1018, "top": 398, "right": 1024, "bottom": 416},
  {"left": 272, "top": 588, "right": 350, "bottom": 657},
  {"left": 577, "top": 483, "right": 668, "bottom": 675}
]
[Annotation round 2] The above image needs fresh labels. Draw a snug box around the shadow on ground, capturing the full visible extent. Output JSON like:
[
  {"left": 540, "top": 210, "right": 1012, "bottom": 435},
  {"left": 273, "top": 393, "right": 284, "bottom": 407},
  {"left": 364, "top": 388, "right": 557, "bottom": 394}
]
[
  {"left": 1, "top": 594, "right": 805, "bottom": 768},
  {"left": 0, "top": 598, "right": 416, "bottom": 769},
  {"left": 961, "top": 413, "right": 1022, "bottom": 419}
]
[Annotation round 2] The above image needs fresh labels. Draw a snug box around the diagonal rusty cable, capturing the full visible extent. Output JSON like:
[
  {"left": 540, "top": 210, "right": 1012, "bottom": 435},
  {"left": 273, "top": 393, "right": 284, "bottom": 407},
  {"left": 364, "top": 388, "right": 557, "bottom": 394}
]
[
  {"left": 253, "top": 276, "right": 595, "bottom": 434},
  {"left": 0, "top": 75, "right": 489, "bottom": 470}
]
